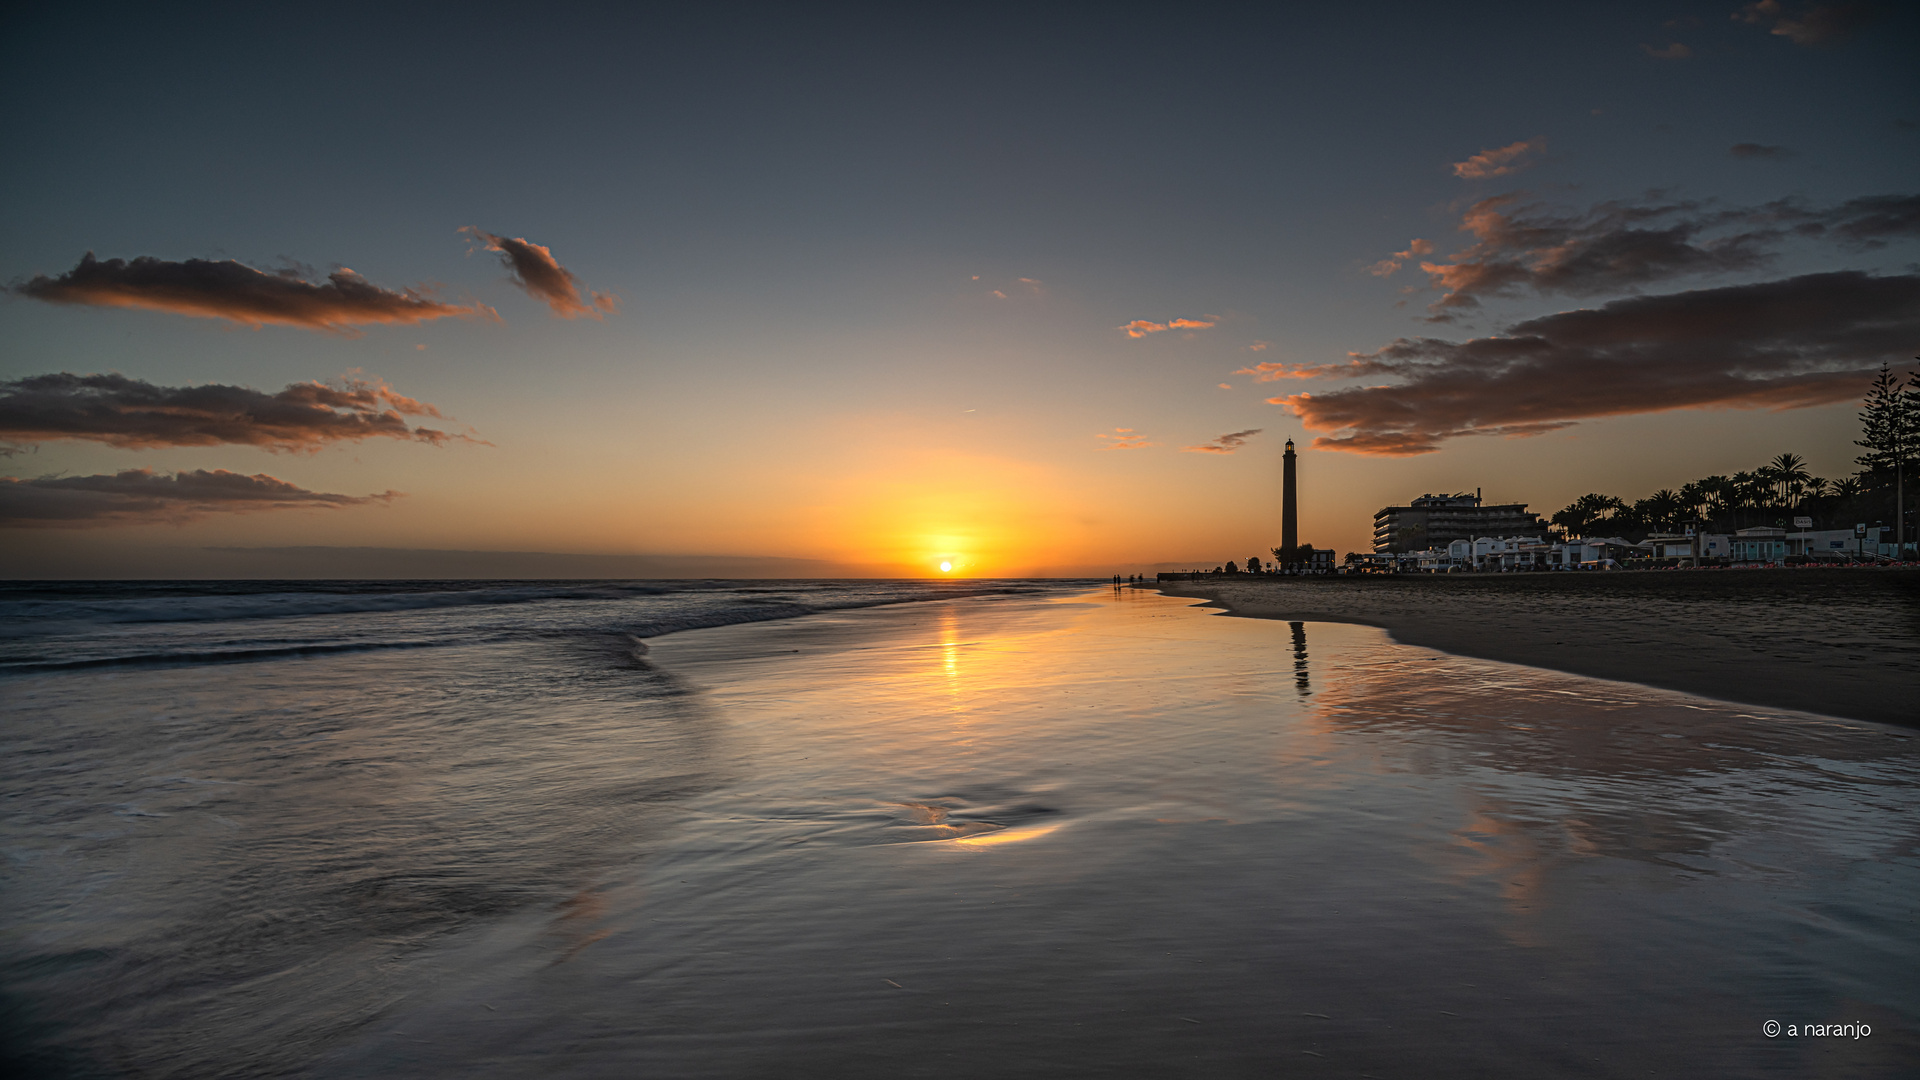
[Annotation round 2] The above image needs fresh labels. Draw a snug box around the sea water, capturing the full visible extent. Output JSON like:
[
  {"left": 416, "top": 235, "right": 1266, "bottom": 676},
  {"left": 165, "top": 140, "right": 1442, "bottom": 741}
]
[{"left": 2, "top": 584, "right": 1915, "bottom": 1077}]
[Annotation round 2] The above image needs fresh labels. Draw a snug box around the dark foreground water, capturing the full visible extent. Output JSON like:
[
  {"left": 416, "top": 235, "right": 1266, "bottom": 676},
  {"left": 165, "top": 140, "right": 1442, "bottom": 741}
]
[{"left": 2, "top": 583, "right": 1915, "bottom": 1077}]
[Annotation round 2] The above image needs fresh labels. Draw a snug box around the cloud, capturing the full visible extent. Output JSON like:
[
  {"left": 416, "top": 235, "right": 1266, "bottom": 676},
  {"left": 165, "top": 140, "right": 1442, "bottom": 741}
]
[
  {"left": 1366, "top": 238, "right": 1435, "bottom": 277},
  {"left": 13, "top": 253, "right": 493, "bottom": 334},
  {"left": 1218, "top": 383, "right": 1233, "bottom": 390},
  {"left": 1730, "top": 142, "right": 1795, "bottom": 158},
  {"left": 1736, "top": 1, "right": 1875, "bottom": 45},
  {"left": 0, "top": 373, "right": 470, "bottom": 454},
  {"left": 1237, "top": 360, "right": 1362, "bottom": 381},
  {"left": 978, "top": 276, "right": 1046, "bottom": 301},
  {"left": 1247, "top": 341, "right": 1271, "bottom": 352},
  {"left": 1451, "top": 139, "right": 1545, "bottom": 180},
  {"left": 1270, "top": 271, "right": 1919, "bottom": 455},
  {"left": 1094, "top": 427, "right": 1154, "bottom": 449},
  {"left": 1799, "top": 193, "right": 1920, "bottom": 246},
  {"left": 0, "top": 468, "right": 399, "bottom": 526},
  {"left": 1119, "top": 317, "right": 1213, "bottom": 337},
  {"left": 1639, "top": 42, "right": 1693, "bottom": 59},
  {"left": 1183, "top": 428, "right": 1263, "bottom": 454},
  {"left": 461, "top": 228, "right": 616, "bottom": 319},
  {"left": 1398, "top": 190, "right": 1920, "bottom": 316}
]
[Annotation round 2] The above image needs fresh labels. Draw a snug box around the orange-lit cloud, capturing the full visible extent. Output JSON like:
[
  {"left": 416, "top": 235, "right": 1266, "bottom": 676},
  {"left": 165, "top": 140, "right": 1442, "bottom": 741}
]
[
  {"left": 1120, "top": 316, "right": 1213, "bottom": 337},
  {"left": 462, "top": 227, "right": 616, "bottom": 319},
  {"left": 1274, "top": 271, "right": 1918, "bottom": 455},
  {"left": 1451, "top": 139, "right": 1545, "bottom": 179},
  {"left": 1736, "top": 1, "right": 1874, "bottom": 45},
  {"left": 1407, "top": 191, "right": 1920, "bottom": 317},
  {"left": 1639, "top": 41, "right": 1693, "bottom": 59},
  {"left": 1247, "top": 341, "right": 1270, "bottom": 352},
  {"left": 1094, "top": 427, "right": 1154, "bottom": 449},
  {"left": 1366, "top": 238, "right": 1434, "bottom": 277},
  {"left": 0, "top": 373, "right": 471, "bottom": 453},
  {"left": 1236, "top": 360, "right": 1361, "bottom": 381},
  {"left": 1183, "top": 428, "right": 1262, "bottom": 454},
  {"left": 0, "top": 468, "right": 399, "bottom": 526},
  {"left": 14, "top": 253, "right": 493, "bottom": 333}
]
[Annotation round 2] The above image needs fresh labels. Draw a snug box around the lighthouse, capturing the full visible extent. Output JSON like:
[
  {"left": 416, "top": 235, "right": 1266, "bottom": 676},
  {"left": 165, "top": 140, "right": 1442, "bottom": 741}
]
[{"left": 1281, "top": 437, "right": 1298, "bottom": 563}]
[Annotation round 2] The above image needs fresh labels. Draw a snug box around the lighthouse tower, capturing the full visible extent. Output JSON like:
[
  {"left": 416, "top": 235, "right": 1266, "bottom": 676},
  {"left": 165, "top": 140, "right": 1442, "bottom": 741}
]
[{"left": 1281, "top": 438, "right": 1298, "bottom": 563}]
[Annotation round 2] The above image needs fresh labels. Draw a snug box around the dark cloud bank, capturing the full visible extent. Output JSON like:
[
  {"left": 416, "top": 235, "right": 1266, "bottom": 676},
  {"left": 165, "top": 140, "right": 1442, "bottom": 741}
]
[
  {"left": 1386, "top": 192, "right": 1919, "bottom": 318},
  {"left": 0, "top": 373, "right": 463, "bottom": 453},
  {"left": 1280, "top": 271, "right": 1920, "bottom": 456},
  {"left": 0, "top": 469, "right": 397, "bottom": 526},
  {"left": 14, "top": 253, "right": 493, "bottom": 332}
]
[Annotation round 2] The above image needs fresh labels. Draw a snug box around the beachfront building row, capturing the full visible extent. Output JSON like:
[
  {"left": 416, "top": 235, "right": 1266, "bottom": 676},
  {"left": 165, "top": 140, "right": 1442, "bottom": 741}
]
[{"left": 1371, "top": 525, "right": 1897, "bottom": 571}]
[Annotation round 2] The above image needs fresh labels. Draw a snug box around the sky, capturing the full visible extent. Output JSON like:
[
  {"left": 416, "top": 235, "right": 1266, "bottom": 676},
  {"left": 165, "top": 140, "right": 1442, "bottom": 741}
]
[{"left": 2, "top": 2, "right": 1916, "bottom": 577}]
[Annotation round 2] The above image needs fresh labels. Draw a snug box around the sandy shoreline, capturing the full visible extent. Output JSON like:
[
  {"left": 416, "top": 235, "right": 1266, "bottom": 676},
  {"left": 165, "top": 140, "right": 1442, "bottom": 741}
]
[{"left": 1156, "top": 568, "right": 1920, "bottom": 728}]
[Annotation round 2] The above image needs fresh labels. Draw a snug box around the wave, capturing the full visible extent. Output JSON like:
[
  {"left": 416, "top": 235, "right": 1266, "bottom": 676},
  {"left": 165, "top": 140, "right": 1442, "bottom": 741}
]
[
  {"left": 0, "top": 579, "right": 1094, "bottom": 675},
  {"left": 3, "top": 638, "right": 455, "bottom": 674},
  {"left": 0, "top": 581, "right": 685, "bottom": 633},
  {"left": 0, "top": 579, "right": 1075, "bottom": 634}
]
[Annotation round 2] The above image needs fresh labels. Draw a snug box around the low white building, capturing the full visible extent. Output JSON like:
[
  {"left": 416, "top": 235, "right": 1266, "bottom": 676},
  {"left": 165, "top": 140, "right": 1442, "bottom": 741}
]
[
  {"left": 1644, "top": 533, "right": 1697, "bottom": 559},
  {"left": 1787, "top": 529, "right": 1863, "bottom": 558},
  {"left": 1729, "top": 527, "right": 1787, "bottom": 563},
  {"left": 1550, "top": 537, "right": 1636, "bottom": 568},
  {"left": 1435, "top": 536, "right": 1552, "bottom": 570}
]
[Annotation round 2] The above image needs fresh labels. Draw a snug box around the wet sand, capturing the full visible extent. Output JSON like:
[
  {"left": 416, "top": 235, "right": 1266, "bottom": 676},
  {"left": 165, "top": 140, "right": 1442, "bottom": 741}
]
[
  {"left": 1157, "top": 569, "right": 1920, "bottom": 728},
  {"left": 313, "top": 590, "right": 1918, "bottom": 1079},
  {"left": 12, "top": 588, "right": 1917, "bottom": 1077}
]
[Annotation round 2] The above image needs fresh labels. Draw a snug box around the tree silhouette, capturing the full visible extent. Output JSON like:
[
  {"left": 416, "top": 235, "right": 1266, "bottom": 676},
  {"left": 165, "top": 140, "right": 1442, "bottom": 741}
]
[
  {"left": 1552, "top": 493, "right": 1626, "bottom": 537},
  {"left": 1640, "top": 489, "right": 1686, "bottom": 531},
  {"left": 1856, "top": 362, "right": 1916, "bottom": 555},
  {"left": 1769, "top": 452, "right": 1811, "bottom": 507}
]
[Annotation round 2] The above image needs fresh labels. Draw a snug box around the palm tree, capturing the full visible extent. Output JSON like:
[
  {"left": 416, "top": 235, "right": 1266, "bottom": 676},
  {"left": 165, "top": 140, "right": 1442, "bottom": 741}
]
[
  {"left": 1643, "top": 489, "right": 1686, "bottom": 531},
  {"left": 1770, "top": 452, "right": 1812, "bottom": 507},
  {"left": 1698, "top": 476, "right": 1733, "bottom": 522},
  {"left": 1552, "top": 493, "right": 1625, "bottom": 538},
  {"left": 1805, "top": 477, "right": 1829, "bottom": 500},
  {"left": 1833, "top": 476, "right": 1864, "bottom": 499},
  {"left": 1679, "top": 481, "right": 1705, "bottom": 517}
]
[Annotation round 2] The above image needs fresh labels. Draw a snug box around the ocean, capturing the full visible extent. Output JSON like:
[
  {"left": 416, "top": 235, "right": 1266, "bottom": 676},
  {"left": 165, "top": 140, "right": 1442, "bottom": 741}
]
[{"left": 3, "top": 581, "right": 1915, "bottom": 1077}]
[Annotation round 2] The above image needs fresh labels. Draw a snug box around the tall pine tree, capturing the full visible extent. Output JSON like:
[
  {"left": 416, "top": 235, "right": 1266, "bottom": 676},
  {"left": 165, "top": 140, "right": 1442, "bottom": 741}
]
[{"left": 1855, "top": 362, "right": 1916, "bottom": 556}]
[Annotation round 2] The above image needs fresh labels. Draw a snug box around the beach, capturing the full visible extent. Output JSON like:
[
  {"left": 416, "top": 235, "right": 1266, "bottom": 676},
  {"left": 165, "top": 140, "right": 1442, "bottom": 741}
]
[
  {"left": 5, "top": 583, "right": 1916, "bottom": 1077},
  {"left": 1157, "top": 568, "right": 1920, "bottom": 728}
]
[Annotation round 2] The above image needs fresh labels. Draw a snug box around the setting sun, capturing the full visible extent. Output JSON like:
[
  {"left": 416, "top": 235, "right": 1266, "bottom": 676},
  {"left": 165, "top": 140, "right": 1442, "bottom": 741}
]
[{"left": 939, "top": 561, "right": 953, "bottom": 573}]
